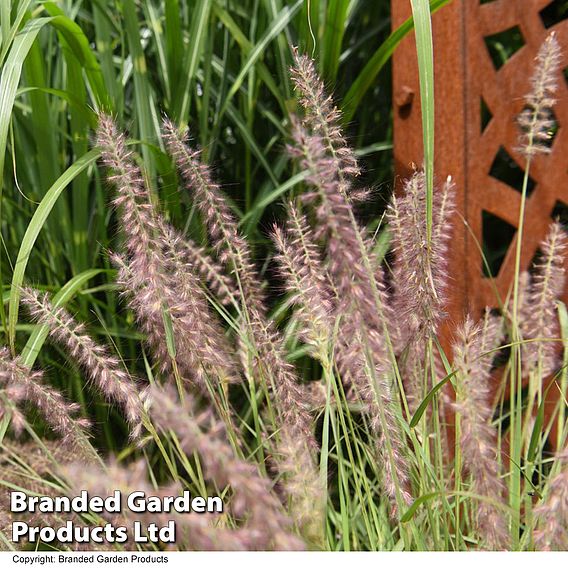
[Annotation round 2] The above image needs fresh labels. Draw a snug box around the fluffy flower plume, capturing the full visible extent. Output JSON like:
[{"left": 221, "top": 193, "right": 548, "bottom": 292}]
[
  {"left": 155, "top": 221, "right": 240, "bottom": 385},
  {"left": 387, "top": 172, "right": 455, "bottom": 410},
  {"left": 519, "top": 221, "right": 567, "bottom": 376},
  {"left": 518, "top": 33, "right": 562, "bottom": 157},
  {"left": 0, "top": 440, "right": 102, "bottom": 551},
  {"left": 169, "top": 233, "right": 238, "bottom": 308},
  {"left": 533, "top": 449, "right": 568, "bottom": 550},
  {"left": 64, "top": 458, "right": 258, "bottom": 551},
  {"left": 148, "top": 386, "right": 305, "bottom": 550},
  {"left": 289, "top": 53, "right": 412, "bottom": 514},
  {"left": 163, "top": 118, "right": 322, "bottom": 533},
  {"left": 20, "top": 288, "right": 144, "bottom": 439},
  {"left": 243, "top": 308, "right": 324, "bottom": 539},
  {"left": 96, "top": 114, "right": 159, "bottom": 259},
  {"left": 96, "top": 114, "right": 179, "bottom": 378},
  {"left": 97, "top": 115, "right": 236, "bottom": 393},
  {"left": 452, "top": 315, "right": 509, "bottom": 550},
  {"left": 290, "top": 48, "right": 360, "bottom": 193},
  {"left": 0, "top": 347, "right": 90, "bottom": 446},
  {"left": 162, "top": 120, "right": 264, "bottom": 314},
  {"left": 388, "top": 171, "right": 455, "bottom": 344},
  {"left": 272, "top": 202, "right": 333, "bottom": 357}
]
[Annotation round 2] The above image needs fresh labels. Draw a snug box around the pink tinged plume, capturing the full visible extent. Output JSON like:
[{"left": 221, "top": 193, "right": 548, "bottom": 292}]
[
  {"left": 20, "top": 288, "right": 144, "bottom": 439},
  {"left": 0, "top": 347, "right": 90, "bottom": 447},
  {"left": 452, "top": 316, "right": 510, "bottom": 550},
  {"left": 518, "top": 33, "right": 563, "bottom": 158}
]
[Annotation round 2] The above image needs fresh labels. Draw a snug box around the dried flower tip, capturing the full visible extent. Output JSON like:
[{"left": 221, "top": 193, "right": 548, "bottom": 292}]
[{"left": 518, "top": 33, "right": 562, "bottom": 157}]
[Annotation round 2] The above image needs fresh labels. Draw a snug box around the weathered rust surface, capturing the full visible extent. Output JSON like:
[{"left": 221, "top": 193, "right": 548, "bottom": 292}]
[{"left": 392, "top": 0, "right": 568, "bottom": 442}]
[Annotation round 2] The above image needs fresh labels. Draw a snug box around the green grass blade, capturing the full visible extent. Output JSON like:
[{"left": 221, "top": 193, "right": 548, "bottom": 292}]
[
  {"left": 174, "top": 0, "right": 212, "bottom": 124},
  {"left": 401, "top": 492, "right": 440, "bottom": 522},
  {"left": 8, "top": 148, "right": 101, "bottom": 350},
  {"left": 122, "top": 0, "right": 158, "bottom": 171},
  {"left": 322, "top": 0, "right": 349, "bottom": 82},
  {"left": 342, "top": 0, "right": 450, "bottom": 123},
  {"left": 240, "top": 170, "right": 307, "bottom": 229},
  {"left": 0, "top": 0, "right": 33, "bottom": 66},
  {"left": 558, "top": 300, "right": 568, "bottom": 448},
  {"left": 410, "top": 0, "right": 435, "bottom": 246},
  {"left": 0, "top": 2, "right": 10, "bottom": 50},
  {"left": 0, "top": 17, "right": 52, "bottom": 198},
  {"left": 43, "top": 4, "right": 109, "bottom": 109},
  {"left": 410, "top": 369, "right": 457, "bottom": 428},
  {"left": 526, "top": 386, "right": 546, "bottom": 463},
  {"left": 165, "top": 0, "right": 183, "bottom": 103},
  {"left": 213, "top": 3, "right": 286, "bottom": 112},
  {"left": 217, "top": 0, "right": 302, "bottom": 123}
]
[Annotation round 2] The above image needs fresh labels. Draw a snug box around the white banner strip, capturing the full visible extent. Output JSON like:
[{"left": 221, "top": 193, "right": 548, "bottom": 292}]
[{"left": 2, "top": 552, "right": 568, "bottom": 567}]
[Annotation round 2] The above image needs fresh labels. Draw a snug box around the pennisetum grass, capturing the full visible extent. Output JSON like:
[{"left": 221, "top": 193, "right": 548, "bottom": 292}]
[
  {"left": 1, "top": 26, "right": 566, "bottom": 552},
  {"left": 509, "top": 32, "right": 563, "bottom": 545}
]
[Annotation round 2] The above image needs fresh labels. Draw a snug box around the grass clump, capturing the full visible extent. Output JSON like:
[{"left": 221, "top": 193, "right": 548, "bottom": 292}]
[{"left": 0, "top": 3, "right": 567, "bottom": 553}]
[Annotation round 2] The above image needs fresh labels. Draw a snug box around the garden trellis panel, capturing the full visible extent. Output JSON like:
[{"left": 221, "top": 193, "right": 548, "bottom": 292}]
[
  {"left": 393, "top": 0, "right": 568, "bottom": 317},
  {"left": 392, "top": 0, "right": 568, "bottom": 432}
]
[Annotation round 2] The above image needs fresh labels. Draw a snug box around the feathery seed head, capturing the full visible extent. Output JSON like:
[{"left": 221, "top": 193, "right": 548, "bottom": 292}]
[
  {"left": 533, "top": 449, "right": 568, "bottom": 550},
  {"left": 162, "top": 119, "right": 264, "bottom": 313},
  {"left": 452, "top": 316, "right": 510, "bottom": 550},
  {"left": 20, "top": 287, "right": 145, "bottom": 439},
  {"left": 518, "top": 33, "right": 562, "bottom": 157},
  {"left": 148, "top": 386, "right": 305, "bottom": 550},
  {"left": 519, "top": 221, "right": 567, "bottom": 375},
  {"left": 0, "top": 346, "right": 90, "bottom": 446},
  {"left": 388, "top": 171, "right": 455, "bottom": 342},
  {"left": 271, "top": 205, "right": 334, "bottom": 355},
  {"left": 290, "top": 49, "right": 360, "bottom": 181}
]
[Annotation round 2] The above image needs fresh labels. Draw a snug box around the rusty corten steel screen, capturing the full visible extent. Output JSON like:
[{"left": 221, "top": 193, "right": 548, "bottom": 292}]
[
  {"left": 392, "top": 0, "right": 568, "bottom": 320},
  {"left": 391, "top": 0, "right": 568, "bottom": 441}
]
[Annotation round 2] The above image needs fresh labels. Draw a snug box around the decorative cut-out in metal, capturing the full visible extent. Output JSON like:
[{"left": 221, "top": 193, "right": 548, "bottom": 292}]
[{"left": 391, "top": 0, "right": 567, "bottom": 440}]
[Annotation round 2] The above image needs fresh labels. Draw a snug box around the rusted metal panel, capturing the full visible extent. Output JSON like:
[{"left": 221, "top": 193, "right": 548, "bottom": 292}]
[
  {"left": 393, "top": 0, "right": 568, "bottom": 318},
  {"left": 392, "top": 0, "right": 468, "bottom": 329},
  {"left": 392, "top": 0, "right": 568, "bottom": 441}
]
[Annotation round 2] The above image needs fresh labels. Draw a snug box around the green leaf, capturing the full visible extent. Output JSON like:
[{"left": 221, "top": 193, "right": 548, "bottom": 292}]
[
  {"left": 0, "top": 0, "right": 33, "bottom": 66},
  {"left": 401, "top": 492, "right": 440, "bottom": 522},
  {"left": 8, "top": 149, "right": 102, "bottom": 350},
  {"left": 240, "top": 171, "right": 308, "bottom": 229},
  {"left": 410, "top": 368, "right": 457, "bottom": 428},
  {"left": 0, "top": 413, "right": 10, "bottom": 445},
  {"left": 0, "top": 18, "right": 52, "bottom": 199},
  {"left": 527, "top": 379, "right": 557, "bottom": 463},
  {"left": 43, "top": 3, "right": 109, "bottom": 109},
  {"left": 217, "top": 0, "right": 302, "bottom": 122},
  {"left": 122, "top": 0, "right": 159, "bottom": 174},
  {"left": 322, "top": 0, "right": 349, "bottom": 82},
  {"left": 161, "top": 305, "right": 177, "bottom": 359},
  {"left": 213, "top": 3, "right": 286, "bottom": 112},
  {"left": 174, "top": 0, "right": 212, "bottom": 123},
  {"left": 410, "top": 0, "right": 435, "bottom": 246}
]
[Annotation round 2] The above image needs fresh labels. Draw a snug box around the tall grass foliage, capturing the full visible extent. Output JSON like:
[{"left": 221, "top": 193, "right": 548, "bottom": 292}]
[{"left": 0, "top": 1, "right": 567, "bottom": 553}]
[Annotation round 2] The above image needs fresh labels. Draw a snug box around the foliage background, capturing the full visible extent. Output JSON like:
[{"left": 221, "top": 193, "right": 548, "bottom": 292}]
[{"left": 0, "top": 0, "right": 403, "bottom": 449}]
